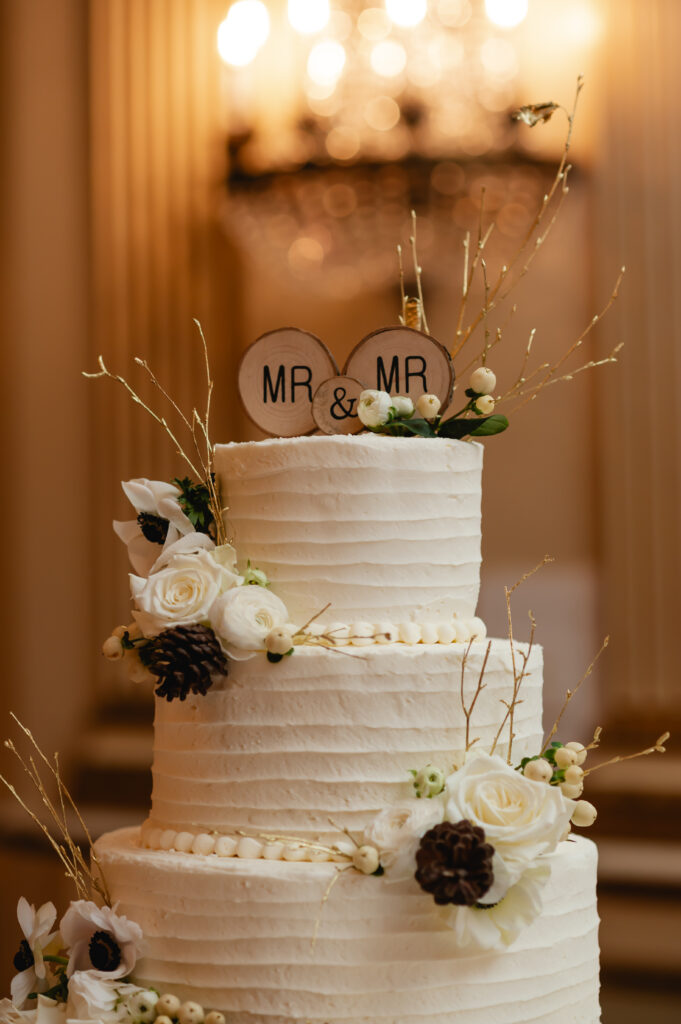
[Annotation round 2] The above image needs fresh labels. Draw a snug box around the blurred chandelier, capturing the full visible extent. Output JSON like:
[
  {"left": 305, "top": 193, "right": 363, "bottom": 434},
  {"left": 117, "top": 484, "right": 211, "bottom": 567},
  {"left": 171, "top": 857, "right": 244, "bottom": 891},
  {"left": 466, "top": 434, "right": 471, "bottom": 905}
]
[{"left": 218, "top": 0, "right": 548, "bottom": 295}]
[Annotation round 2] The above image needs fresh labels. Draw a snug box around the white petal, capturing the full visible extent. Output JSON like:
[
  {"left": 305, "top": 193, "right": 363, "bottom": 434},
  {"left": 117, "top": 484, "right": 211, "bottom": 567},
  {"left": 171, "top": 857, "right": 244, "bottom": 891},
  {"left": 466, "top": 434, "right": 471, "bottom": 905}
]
[
  {"left": 146, "top": 480, "right": 181, "bottom": 504},
  {"left": 121, "top": 480, "right": 156, "bottom": 515},
  {"left": 33, "top": 904, "right": 57, "bottom": 941},
  {"left": 112, "top": 520, "right": 140, "bottom": 545},
  {"left": 126, "top": 537, "right": 159, "bottom": 578},
  {"left": 16, "top": 899, "right": 34, "bottom": 942},
  {"left": 129, "top": 574, "right": 147, "bottom": 600},
  {"left": 149, "top": 531, "right": 214, "bottom": 573},
  {"left": 156, "top": 497, "right": 193, "bottom": 535},
  {"left": 11, "top": 970, "right": 36, "bottom": 1009}
]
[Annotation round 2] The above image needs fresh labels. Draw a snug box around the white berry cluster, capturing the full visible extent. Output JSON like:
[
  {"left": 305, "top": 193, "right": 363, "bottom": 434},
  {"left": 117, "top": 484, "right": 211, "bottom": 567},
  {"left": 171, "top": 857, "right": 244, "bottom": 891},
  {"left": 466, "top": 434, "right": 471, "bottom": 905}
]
[
  {"left": 522, "top": 741, "right": 597, "bottom": 829},
  {"left": 468, "top": 366, "right": 497, "bottom": 416},
  {"left": 357, "top": 390, "right": 441, "bottom": 428},
  {"left": 139, "top": 993, "right": 225, "bottom": 1024}
]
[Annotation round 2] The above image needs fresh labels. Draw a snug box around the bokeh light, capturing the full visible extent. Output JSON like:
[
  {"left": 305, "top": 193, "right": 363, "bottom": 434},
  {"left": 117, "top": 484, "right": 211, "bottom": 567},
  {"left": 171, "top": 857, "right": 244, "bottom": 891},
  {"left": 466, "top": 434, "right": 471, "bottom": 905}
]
[
  {"left": 385, "top": 0, "right": 428, "bottom": 30},
  {"left": 484, "top": 0, "right": 529, "bottom": 30},
  {"left": 307, "top": 40, "right": 346, "bottom": 86},
  {"left": 370, "top": 40, "right": 408, "bottom": 77},
  {"left": 288, "top": 0, "right": 330, "bottom": 36},
  {"left": 217, "top": 0, "right": 270, "bottom": 67}
]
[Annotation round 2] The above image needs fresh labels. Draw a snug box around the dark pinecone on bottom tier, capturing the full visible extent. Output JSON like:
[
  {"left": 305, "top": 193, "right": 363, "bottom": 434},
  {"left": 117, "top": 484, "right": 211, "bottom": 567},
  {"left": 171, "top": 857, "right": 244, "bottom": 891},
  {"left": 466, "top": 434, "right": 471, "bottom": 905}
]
[
  {"left": 415, "top": 819, "right": 495, "bottom": 906},
  {"left": 146, "top": 624, "right": 228, "bottom": 702}
]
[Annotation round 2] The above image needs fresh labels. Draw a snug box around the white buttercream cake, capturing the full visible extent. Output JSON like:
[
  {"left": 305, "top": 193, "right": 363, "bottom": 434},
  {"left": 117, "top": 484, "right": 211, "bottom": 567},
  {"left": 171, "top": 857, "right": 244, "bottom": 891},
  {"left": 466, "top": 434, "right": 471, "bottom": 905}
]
[{"left": 96, "top": 435, "right": 601, "bottom": 1023}]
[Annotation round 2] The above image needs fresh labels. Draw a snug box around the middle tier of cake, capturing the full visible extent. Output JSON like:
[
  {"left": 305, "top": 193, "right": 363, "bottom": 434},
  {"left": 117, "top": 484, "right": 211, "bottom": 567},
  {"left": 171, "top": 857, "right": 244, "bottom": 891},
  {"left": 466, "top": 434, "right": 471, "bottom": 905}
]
[{"left": 144, "top": 640, "right": 543, "bottom": 846}]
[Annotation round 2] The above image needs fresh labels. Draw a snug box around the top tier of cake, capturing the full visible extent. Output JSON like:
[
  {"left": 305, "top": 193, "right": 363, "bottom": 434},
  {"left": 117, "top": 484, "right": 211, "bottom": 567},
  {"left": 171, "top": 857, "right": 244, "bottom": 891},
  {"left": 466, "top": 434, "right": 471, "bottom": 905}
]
[{"left": 214, "top": 434, "right": 482, "bottom": 624}]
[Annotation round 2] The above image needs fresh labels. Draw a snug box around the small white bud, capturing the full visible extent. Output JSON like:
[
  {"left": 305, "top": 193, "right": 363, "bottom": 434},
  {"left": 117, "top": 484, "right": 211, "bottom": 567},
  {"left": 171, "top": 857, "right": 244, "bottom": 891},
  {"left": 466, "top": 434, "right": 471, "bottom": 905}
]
[
  {"left": 127, "top": 991, "right": 159, "bottom": 1024},
  {"left": 358, "top": 389, "right": 392, "bottom": 428},
  {"left": 156, "top": 1017, "right": 174, "bottom": 1024},
  {"left": 265, "top": 626, "right": 294, "bottom": 656},
  {"left": 469, "top": 366, "right": 497, "bottom": 395},
  {"left": 473, "top": 394, "right": 495, "bottom": 415},
  {"left": 178, "top": 1003, "right": 204, "bottom": 1024},
  {"left": 353, "top": 845, "right": 380, "bottom": 874},
  {"left": 565, "top": 741, "right": 588, "bottom": 765},
  {"left": 523, "top": 758, "right": 553, "bottom": 783},
  {"left": 560, "top": 781, "right": 584, "bottom": 799},
  {"left": 391, "top": 394, "right": 414, "bottom": 418},
  {"left": 414, "top": 765, "right": 445, "bottom": 798},
  {"left": 205, "top": 1014, "right": 226, "bottom": 1024},
  {"left": 571, "top": 800, "right": 598, "bottom": 828},
  {"left": 156, "top": 995, "right": 181, "bottom": 1019},
  {"left": 102, "top": 635, "right": 124, "bottom": 661},
  {"left": 554, "top": 746, "right": 579, "bottom": 769},
  {"left": 564, "top": 764, "right": 585, "bottom": 785},
  {"left": 416, "top": 393, "right": 441, "bottom": 421},
  {"left": 112, "top": 624, "right": 128, "bottom": 639}
]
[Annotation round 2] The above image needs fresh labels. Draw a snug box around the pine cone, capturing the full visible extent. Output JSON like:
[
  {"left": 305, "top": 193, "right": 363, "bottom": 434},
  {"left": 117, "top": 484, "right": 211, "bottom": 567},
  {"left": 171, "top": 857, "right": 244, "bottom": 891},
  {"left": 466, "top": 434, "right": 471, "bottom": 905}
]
[
  {"left": 146, "top": 624, "right": 228, "bottom": 702},
  {"left": 415, "top": 820, "right": 495, "bottom": 906}
]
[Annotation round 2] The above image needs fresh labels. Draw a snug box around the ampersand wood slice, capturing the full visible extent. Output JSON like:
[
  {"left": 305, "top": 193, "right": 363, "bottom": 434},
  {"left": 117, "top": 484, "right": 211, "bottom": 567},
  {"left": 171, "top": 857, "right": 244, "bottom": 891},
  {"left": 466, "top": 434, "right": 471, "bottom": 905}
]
[{"left": 312, "top": 376, "right": 365, "bottom": 435}]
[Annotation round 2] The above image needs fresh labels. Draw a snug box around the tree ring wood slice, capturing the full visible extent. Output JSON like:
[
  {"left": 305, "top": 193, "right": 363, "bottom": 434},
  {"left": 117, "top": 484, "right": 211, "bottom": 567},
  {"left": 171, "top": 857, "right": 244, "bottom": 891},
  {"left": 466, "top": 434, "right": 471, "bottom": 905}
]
[
  {"left": 238, "top": 327, "right": 339, "bottom": 437},
  {"left": 344, "top": 326, "right": 454, "bottom": 408},
  {"left": 312, "top": 376, "right": 365, "bottom": 435}
]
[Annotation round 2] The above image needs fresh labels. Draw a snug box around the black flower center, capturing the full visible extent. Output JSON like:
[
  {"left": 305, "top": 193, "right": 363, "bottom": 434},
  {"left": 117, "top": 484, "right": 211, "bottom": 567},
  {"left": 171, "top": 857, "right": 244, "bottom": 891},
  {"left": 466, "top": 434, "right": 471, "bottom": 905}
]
[
  {"left": 137, "top": 511, "right": 169, "bottom": 544},
  {"left": 13, "top": 939, "right": 34, "bottom": 972},
  {"left": 88, "top": 930, "right": 122, "bottom": 972}
]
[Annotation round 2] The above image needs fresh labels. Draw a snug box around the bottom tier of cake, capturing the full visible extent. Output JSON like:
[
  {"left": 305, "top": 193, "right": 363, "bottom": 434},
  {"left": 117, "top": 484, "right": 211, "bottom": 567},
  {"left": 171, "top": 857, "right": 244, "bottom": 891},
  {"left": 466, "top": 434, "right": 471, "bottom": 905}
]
[{"left": 96, "top": 828, "right": 600, "bottom": 1024}]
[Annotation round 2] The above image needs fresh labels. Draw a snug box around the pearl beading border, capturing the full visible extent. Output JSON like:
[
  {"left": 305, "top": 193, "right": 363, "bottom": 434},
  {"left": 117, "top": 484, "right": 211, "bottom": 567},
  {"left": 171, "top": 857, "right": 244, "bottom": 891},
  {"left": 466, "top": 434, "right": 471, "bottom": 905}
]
[
  {"left": 299, "top": 615, "right": 486, "bottom": 647},
  {"left": 140, "top": 825, "right": 351, "bottom": 862}
]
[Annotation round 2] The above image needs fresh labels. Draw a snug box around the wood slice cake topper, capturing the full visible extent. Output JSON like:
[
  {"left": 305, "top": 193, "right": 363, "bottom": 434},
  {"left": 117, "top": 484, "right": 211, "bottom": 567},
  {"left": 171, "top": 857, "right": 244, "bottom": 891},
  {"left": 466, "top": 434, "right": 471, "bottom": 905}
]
[
  {"left": 312, "top": 376, "right": 364, "bottom": 435},
  {"left": 238, "top": 328, "right": 338, "bottom": 437},
  {"left": 344, "top": 326, "right": 455, "bottom": 408}
]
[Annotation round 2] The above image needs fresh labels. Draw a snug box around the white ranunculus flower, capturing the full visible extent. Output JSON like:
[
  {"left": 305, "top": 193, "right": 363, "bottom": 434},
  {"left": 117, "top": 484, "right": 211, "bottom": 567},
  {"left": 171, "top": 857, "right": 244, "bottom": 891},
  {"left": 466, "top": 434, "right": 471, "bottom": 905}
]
[
  {"left": 130, "top": 534, "right": 241, "bottom": 638},
  {"left": 10, "top": 898, "right": 59, "bottom": 1009},
  {"left": 357, "top": 389, "right": 392, "bottom": 428},
  {"left": 441, "top": 860, "right": 550, "bottom": 951},
  {"left": 391, "top": 395, "right": 414, "bottom": 418},
  {"left": 60, "top": 901, "right": 143, "bottom": 982},
  {"left": 66, "top": 973, "right": 143, "bottom": 1023},
  {"left": 113, "top": 479, "right": 195, "bottom": 577},
  {"left": 210, "top": 586, "right": 289, "bottom": 658},
  {"left": 363, "top": 798, "right": 445, "bottom": 881},
  {"left": 445, "top": 752, "right": 574, "bottom": 900}
]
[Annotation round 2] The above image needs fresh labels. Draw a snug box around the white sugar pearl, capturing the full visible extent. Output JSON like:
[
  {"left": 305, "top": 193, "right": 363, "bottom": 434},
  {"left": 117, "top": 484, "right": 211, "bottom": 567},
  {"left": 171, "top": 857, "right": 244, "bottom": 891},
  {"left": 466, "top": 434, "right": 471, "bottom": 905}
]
[
  {"left": 144, "top": 828, "right": 161, "bottom": 849},
  {"left": 283, "top": 844, "right": 307, "bottom": 861},
  {"left": 159, "top": 829, "right": 176, "bottom": 851},
  {"left": 564, "top": 764, "right": 585, "bottom": 785},
  {"left": 215, "top": 836, "right": 238, "bottom": 858},
  {"left": 468, "top": 616, "right": 487, "bottom": 640},
  {"left": 156, "top": 995, "right": 181, "bottom": 1018},
  {"left": 554, "top": 746, "right": 579, "bottom": 769},
  {"left": 437, "top": 622, "right": 456, "bottom": 644},
  {"left": 571, "top": 800, "right": 598, "bottom": 827},
  {"left": 205, "top": 1014, "right": 226, "bottom": 1024},
  {"left": 308, "top": 847, "right": 331, "bottom": 862},
  {"left": 236, "top": 837, "right": 263, "bottom": 858},
  {"left": 353, "top": 845, "right": 380, "bottom": 874},
  {"left": 374, "top": 622, "right": 398, "bottom": 644},
  {"left": 127, "top": 991, "right": 158, "bottom": 1023},
  {"left": 328, "top": 622, "right": 350, "bottom": 646},
  {"left": 305, "top": 621, "right": 326, "bottom": 637},
  {"left": 453, "top": 619, "right": 471, "bottom": 643},
  {"left": 174, "top": 831, "right": 195, "bottom": 853},
  {"left": 399, "top": 623, "right": 421, "bottom": 644},
  {"left": 565, "top": 741, "right": 588, "bottom": 765},
  {"left": 178, "top": 1002, "right": 204, "bottom": 1024},
  {"left": 523, "top": 758, "right": 553, "bottom": 783},
  {"left": 192, "top": 833, "right": 216, "bottom": 856},
  {"left": 262, "top": 842, "right": 284, "bottom": 860},
  {"left": 419, "top": 623, "right": 439, "bottom": 644},
  {"left": 351, "top": 622, "right": 375, "bottom": 646}
]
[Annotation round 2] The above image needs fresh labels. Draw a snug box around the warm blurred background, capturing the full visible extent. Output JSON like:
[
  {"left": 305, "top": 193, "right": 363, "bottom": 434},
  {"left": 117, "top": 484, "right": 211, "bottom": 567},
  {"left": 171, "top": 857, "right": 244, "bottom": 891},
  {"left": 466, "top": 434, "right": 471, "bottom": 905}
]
[{"left": 1, "top": 0, "right": 680, "bottom": 1017}]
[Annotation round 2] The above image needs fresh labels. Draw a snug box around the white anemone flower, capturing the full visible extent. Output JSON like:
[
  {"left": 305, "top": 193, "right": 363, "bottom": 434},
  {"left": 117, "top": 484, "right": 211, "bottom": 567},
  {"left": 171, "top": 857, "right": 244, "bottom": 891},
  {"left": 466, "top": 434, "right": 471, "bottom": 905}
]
[
  {"left": 60, "top": 901, "right": 143, "bottom": 982},
  {"left": 66, "top": 973, "right": 143, "bottom": 1023},
  {"left": 10, "top": 899, "right": 59, "bottom": 1009},
  {"left": 113, "top": 479, "right": 195, "bottom": 577},
  {"left": 440, "top": 861, "right": 550, "bottom": 951}
]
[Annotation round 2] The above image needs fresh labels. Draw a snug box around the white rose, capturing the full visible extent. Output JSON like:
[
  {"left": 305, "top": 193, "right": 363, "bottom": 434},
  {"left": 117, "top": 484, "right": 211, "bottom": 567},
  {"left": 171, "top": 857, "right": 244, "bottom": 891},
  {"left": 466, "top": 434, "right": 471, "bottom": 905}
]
[
  {"left": 391, "top": 395, "right": 414, "bottom": 418},
  {"left": 358, "top": 389, "right": 392, "bottom": 428},
  {"left": 210, "top": 586, "right": 289, "bottom": 657},
  {"left": 445, "top": 752, "right": 573, "bottom": 900},
  {"left": 113, "top": 478, "right": 195, "bottom": 577},
  {"left": 130, "top": 535, "right": 240, "bottom": 637},
  {"left": 363, "top": 798, "right": 444, "bottom": 881}
]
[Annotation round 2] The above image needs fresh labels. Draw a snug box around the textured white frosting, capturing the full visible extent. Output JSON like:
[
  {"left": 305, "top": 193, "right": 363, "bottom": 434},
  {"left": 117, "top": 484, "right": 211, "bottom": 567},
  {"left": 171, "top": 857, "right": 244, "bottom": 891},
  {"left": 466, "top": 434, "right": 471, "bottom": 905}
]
[
  {"left": 214, "top": 434, "right": 483, "bottom": 624},
  {"left": 96, "top": 827, "right": 600, "bottom": 1023},
  {"left": 146, "top": 640, "right": 544, "bottom": 842}
]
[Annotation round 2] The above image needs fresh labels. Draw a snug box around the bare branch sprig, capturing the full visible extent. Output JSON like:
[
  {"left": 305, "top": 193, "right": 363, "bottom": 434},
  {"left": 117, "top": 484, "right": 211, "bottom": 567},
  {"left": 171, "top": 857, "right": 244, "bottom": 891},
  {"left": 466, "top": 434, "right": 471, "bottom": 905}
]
[
  {"left": 541, "top": 637, "right": 610, "bottom": 754},
  {"left": 583, "top": 732, "right": 670, "bottom": 777},
  {"left": 1, "top": 715, "right": 111, "bottom": 906},
  {"left": 460, "top": 639, "right": 490, "bottom": 754}
]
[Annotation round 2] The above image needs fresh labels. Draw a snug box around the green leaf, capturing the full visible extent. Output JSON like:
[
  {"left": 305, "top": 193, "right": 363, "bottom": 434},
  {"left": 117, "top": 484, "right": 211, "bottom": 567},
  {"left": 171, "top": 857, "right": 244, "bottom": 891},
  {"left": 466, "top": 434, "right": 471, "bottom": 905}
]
[
  {"left": 398, "top": 418, "right": 437, "bottom": 437},
  {"left": 172, "top": 476, "right": 214, "bottom": 536},
  {"left": 437, "top": 417, "right": 488, "bottom": 439},
  {"left": 469, "top": 414, "right": 509, "bottom": 437}
]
